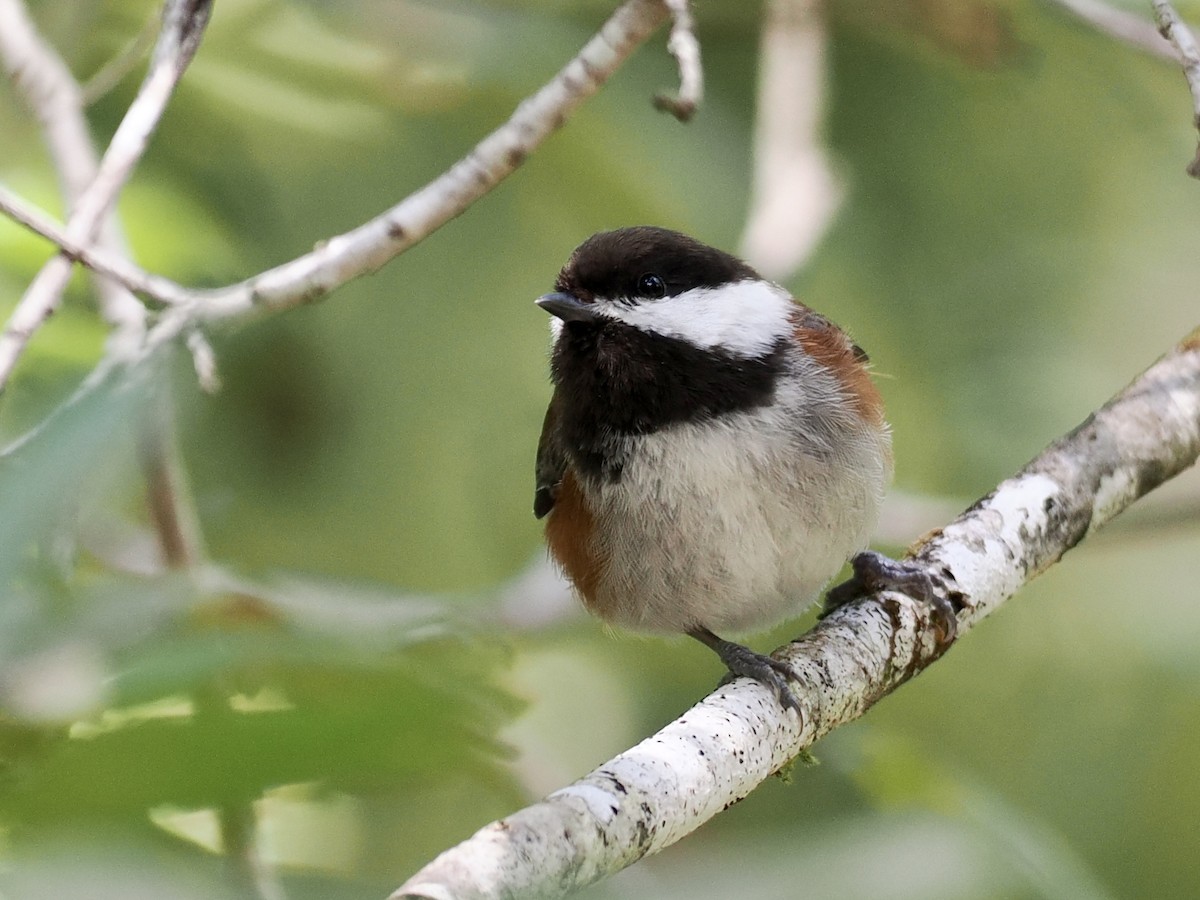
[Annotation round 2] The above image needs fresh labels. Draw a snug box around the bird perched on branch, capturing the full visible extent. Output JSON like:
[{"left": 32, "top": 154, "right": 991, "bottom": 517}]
[{"left": 533, "top": 226, "right": 951, "bottom": 711}]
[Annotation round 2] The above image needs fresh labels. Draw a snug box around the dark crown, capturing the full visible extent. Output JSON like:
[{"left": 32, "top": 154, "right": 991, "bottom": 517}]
[{"left": 554, "top": 226, "right": 759, "bottom": 303}]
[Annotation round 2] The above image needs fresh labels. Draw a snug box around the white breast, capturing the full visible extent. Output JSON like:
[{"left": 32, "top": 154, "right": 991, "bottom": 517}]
[{"left": 581, "top": 373, "right": 891, "bottom": 635}]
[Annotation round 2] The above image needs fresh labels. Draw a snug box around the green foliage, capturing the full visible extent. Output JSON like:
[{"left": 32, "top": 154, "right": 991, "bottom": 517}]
[
  {"left": 1, "top": 0, "right": 1199, "bottom": 898},
  {"left": 0, "top": 360, "right": 522, "bottom": 888}
]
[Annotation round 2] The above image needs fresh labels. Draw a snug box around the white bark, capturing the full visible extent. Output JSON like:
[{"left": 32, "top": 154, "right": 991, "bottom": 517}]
[
  {"left": 0, "top": 0, "right": 212, "bottom": 390},
  {"left": 652, "top": 0, "right": 703, "bottom": 121},
  {"left": 158, "top": 0, "right": 671, "bottom": 327},
  {"left": 0, "top": 0, "right": 675, "bottom": 380},
  {"left": 0, "top": 0, "right": 147, "bottom": 347},
  {"left": 393, "top": 331, "right": 1200, "bottom": 900},
  {"left": 1151, "top": 1, "right": 1200, "bottom": 176},
  {"left": 738, "top": 0, "right": 841, "bottom": 280},
  {"left": 0, "top": 185, "right": 210, "bottom": 305}
]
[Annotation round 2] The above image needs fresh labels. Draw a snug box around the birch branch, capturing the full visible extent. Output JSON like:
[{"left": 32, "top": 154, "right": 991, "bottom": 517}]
[
  {"left": 0, "top": 0, "right": 99, "bottom": 215},
  {"left": 393, "top": 328, "right": 1200, "bottom": 900},
  {"left": 0, "top": 0, "right": 146, "bottom": 343},
  {"left": 738, "top": 0, "right": 841, "bottom": 281},
  {"left": 0, "top": 184, "right": 192, "bottom": 303},
  {"left": 151, "top": 0, "right": 673, "bottom": 330},
  {"left": 2, "top": 1, "right": 216, "bottom": 750},
  {"left": 0, "top": 0, "right": 679, "bottom": 360},
  {"left": 652, "top": 0, "right": 703, "bottom": 121},
  {"left": 0, "top": 0, "right": 212, "bottom": 392},
  {"left": 0, "top": 0, "right": 685, "bottom": 467},
  {"left": 1152, "top": 0, "right": 1200, "bottom": 177}
]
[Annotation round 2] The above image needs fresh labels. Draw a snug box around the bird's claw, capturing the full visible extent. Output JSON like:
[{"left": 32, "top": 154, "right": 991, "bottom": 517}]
[
  {"left": 690, "top": 627, "right": 801, "bottom": 714},
  {"left": 823, "top": 550, "right": 958, "bottom": 644}
]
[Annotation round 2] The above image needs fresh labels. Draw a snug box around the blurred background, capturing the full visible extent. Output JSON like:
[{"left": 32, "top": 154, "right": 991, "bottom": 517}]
[{"left": 1, "top": 0, "right": 1198, "bottom": 898}]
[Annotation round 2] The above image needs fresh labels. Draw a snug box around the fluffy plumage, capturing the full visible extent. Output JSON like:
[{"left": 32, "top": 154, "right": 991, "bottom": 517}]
[{"left": 534, "top": 226, "right": 893, "bottom": 702}]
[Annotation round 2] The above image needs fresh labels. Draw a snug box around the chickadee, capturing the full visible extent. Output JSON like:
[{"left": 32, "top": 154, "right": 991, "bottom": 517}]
[{"left": 534, "top": 226, "right": 951, "bottom": 711}]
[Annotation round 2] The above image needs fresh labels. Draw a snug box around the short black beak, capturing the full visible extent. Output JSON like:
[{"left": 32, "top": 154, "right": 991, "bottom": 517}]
[{"left": 535, "top": 291, "right": 599, "bottom": 323}]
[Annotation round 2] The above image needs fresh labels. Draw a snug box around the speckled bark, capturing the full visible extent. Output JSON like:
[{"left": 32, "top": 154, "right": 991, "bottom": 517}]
[{"left": 394, "top": 331, "right": 1200, "bottom": 900}]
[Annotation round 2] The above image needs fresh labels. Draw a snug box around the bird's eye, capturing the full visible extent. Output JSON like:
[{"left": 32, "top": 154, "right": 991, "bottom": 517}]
[{"left": 636, "top": 273, "right": 666, "bottom": 298}]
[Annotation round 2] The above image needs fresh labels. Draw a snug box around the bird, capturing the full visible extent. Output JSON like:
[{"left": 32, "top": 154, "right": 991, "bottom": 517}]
[{"left": 532, "top": 226, "right": 951, "bottom": 712}]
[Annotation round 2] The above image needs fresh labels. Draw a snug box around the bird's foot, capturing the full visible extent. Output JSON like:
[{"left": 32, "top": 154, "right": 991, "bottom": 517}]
[
  {"left": 823, "top": 550, "right": 958, "bottom": 644},
  {"left": 689, "top": 627, "right": 801, "bottom": 714}
]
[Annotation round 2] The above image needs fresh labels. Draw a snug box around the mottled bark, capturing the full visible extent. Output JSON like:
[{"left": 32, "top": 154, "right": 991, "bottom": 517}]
[{"left": 394, "top": 331, "right": 1200, "bottom": 900}]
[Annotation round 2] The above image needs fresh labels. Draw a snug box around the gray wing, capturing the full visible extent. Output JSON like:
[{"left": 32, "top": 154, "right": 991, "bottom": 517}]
[{"left": 534, "top": 392, "right": 567, "bottom": 519}]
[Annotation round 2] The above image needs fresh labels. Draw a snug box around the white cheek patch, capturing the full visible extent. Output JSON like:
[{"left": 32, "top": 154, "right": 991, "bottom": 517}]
[{"left": 598, "top": 279, "right": 794, "bottom": 358}]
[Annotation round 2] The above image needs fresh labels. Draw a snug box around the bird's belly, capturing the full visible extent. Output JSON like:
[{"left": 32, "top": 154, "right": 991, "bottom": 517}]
[{"left": 580, "top": 417, "right": 888, "bottom": 635}]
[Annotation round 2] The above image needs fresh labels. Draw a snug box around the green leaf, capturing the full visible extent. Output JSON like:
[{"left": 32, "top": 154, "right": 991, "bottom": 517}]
[{"left": 0, "top": 367, "right": 152, "bottom": 663}]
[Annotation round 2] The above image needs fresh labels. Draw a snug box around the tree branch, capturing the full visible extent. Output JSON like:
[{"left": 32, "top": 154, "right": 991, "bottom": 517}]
[
  {"left": 738, "top": 0, "right": 841, "bottom": 281},
  {"left": 0, "top": 0, "right": 685, "bottom": 473},
  {"left": 140, "top": 386, "right": 205, "bottom": 570},
  {"left": 0, "top": 0, "right": 680, "bottom": 371},
  {"left": 0, "top": 0, "right": 213, "bottom": 392},
  {"left": 393, "top": 328, "right": 1200, "bottom": 899},
  {"left": 0, "top": 0, "right": 147, "bottom": 346},
  {"left": 0, "top": 186, "right": 193, "bottom": 303},
  {"left": 1152, "top": 0, "right": 1200, "bottom": 177},
  {"left": 80, "top": 9, "right": 159, "bottom": 106},
  {"left": 153, "top": 0, "right": 674, "bottom": 328},
  {"left": 0, "top": 0, "right": 106, "bottom": 213},
  {"left": 652, "top": 0, "right": 703, "bottom": 121}
]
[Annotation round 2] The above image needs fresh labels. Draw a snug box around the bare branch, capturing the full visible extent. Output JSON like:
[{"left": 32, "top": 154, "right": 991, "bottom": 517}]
[
  {"left": 0, "top": 0, "right": 678, "bottom": 368},
  {"left": 80, "top": 9, "right": 159, "bottom": 106},
  {"left": 876, "top": 476, "right": 1200, "bottom": 547},
  {"left": 0, "top": 0, "right": 146, "bottom": 341},
  {"left": 0, "top": 0, "right": 212, "bottom": 392},
  {"left": 393, "top": 329, "right": 1200, "bottom": 899},
  {"left": 0, "top": 0, "right": 678, "bottom": 466},
  {"left": 0, "top": 0, "right": 99, "bottom": 207},
  {"left": 1152, "top": 0, "right": 1200, "bottom": 177},
  {"left": 185, "top": 329, "right": 220, "bottom": 394},
  {"left": 652, "top": 0, "right": 703, "bottom": 121},
  {"left": 0, "top": 186, "right": 193, "bottom": 303},
  {"left": 172, "top": 0, "right": 671, "bottom": 328},
  {"left": 139, "top": 390, "right": 205, "bottom": 570},
  {"left": 738, "top": 0, "right": 841, "bottom": 281},
  {"left": 1048, "top": 0, "right": 1175, "bottom": 58},
  {"left": 152, "top": 0, "right": 211, "bottom": 73}
]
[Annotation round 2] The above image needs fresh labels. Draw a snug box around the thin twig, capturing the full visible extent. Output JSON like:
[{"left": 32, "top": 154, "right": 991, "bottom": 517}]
[
  {"left": 1152, "top": 0, "right": 1200, "bottom": 177},
  {"left": 0, "top": 0, "right": 147, "bottom": 342},
  {"left": 179, "top": 0, "right": 671, "bottom": 324},
  {"left": 195, "top": 679, "right": 292, "bottom": 900},
  {"left": 652, "top": 0, "right": 703, "bottom": 121},
  {"left": 1048, "top": 0, "right": 1175, "bottom": 58},
  {"left": 0, "top": 0, "right": 676, "bottom": 462},
  {"left": 81, "top": 9, "right": 160, "bottom": 105},
  {"left": 0, "top": 0, "right": 212, "bottom": 392},
  {"left": 0, "top": 0, "right": 674, "bottom": 355},
  {"left": 185, "top": 329, "right": 221, "bottom": 393},
  {"left": 393, "top": 329, "right": 1200, "bottom": 900},
  {"left": 0, "top": 0, "right": 102, "bottom": 214},
  {"left": 2, "top": 11, "right": 216, "bottom": 795},
  {"left": 0, "top": 186, "right": 193, "bottom": 302},
  {"left": 139, "top": 387, "right": 205, "bottom": 569}
]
